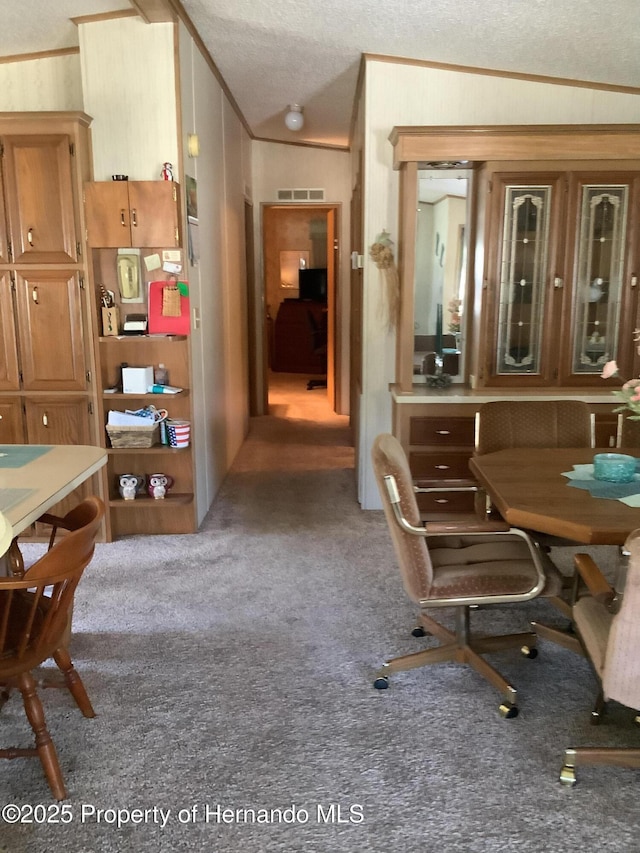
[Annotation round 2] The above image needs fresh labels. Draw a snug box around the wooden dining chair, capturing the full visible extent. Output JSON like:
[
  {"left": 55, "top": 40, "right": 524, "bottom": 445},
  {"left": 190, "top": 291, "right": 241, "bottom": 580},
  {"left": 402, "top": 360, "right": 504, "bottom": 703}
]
[
  {"left": 0, "top": 496, "right": 104, "bottom": 800},
  {"left": 372, "top": 433, "right": 566, "bottom": 718},
  {"left": 557, "top": 530, "right": 640, "bottom": 786}
]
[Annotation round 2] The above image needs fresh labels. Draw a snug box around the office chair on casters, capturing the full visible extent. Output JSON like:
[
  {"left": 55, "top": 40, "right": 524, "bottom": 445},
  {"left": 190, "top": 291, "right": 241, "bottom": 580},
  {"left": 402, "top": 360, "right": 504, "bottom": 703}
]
[
  {"left": 0, "top": 496, "right": 104, "bottom": 800},
  {"left": 306, "top": 309, "right": 327, "bottom": 390},
  {"left": 371, "top": 433, "right": 566, "bottom": 718},
  {"left": 555, "top": 530, "right": 640, "bottom": 787}
]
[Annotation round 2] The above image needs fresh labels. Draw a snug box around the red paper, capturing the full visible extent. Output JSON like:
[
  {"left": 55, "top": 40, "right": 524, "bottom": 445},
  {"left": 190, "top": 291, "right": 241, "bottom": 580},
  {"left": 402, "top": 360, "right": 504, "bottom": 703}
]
[{"left": 148, "top": 281, "right": 190, "bottom": 335}]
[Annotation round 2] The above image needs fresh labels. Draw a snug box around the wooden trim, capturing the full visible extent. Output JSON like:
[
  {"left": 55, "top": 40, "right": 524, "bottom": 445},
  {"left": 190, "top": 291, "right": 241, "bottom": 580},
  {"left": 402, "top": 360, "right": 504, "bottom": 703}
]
[
  {"left": 365, "top": 53, "right": 640, "bottom": 97},
  {"left": 71, "top": 10, "right": 139, "bottom": 27},
  {"left": 397, "top": 162, "right": 418, "bottom": 392},
  {"left": 129, "top": 0, "right": 176, "bottom": 23},
  {"left": 349, "top": 55, "right": 367, "bottom": 151},
  {"left": 0, "top": 111, "right": 92, "bottom": 131},
  {"left": 390, "top": 125, "right": 640, "bottom": 169},
  {"left": 252, "top": 135, "right": 349, "bottom": 152},
  {"left": 0, "top": 47, "right": 79, "bottom": 65}
]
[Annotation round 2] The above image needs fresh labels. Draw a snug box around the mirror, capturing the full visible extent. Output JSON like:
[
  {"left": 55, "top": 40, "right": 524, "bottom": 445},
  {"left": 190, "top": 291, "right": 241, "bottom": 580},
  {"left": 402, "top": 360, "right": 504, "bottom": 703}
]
[{"left": 413, "top": 169, "right": 470, "bottom": 383}]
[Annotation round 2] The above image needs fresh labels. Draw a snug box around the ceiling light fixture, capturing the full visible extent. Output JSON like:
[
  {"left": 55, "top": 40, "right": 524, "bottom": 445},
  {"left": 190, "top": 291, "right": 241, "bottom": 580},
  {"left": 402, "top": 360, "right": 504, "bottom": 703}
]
[{"left": 284, "top": 104, "right": 304, "bottom": 132}]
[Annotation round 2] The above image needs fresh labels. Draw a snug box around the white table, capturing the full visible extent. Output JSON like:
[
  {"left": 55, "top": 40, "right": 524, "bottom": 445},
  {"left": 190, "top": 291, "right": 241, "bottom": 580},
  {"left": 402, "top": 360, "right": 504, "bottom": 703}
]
[{"left": 0, "top": 444, "right": 107, "bottom": 569}]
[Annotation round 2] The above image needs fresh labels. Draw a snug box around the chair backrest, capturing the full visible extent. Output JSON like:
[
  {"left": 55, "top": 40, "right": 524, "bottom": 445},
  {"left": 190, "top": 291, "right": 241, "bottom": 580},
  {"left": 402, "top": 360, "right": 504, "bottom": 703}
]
[
  {"left": 601, "top": 529, "right": 640, "bottom": 711},
  {"left": 618, "top": 414, "right": 640, "bottom": 448},
  {"left": 476, "top": 400, "right": 592, "bottom": 455},
  {"left": 0, "top": 496, "right": 104, "bottom": 673},
  {"left": 371, "top": 433, "right": 433, "bottom": 602}
]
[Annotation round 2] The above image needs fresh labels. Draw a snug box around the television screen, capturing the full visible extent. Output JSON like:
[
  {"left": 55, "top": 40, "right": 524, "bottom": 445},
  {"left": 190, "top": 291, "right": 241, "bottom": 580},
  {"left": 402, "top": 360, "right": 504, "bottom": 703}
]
[{"left": 298, "top": 268, "right": 327, "bottom": 303}]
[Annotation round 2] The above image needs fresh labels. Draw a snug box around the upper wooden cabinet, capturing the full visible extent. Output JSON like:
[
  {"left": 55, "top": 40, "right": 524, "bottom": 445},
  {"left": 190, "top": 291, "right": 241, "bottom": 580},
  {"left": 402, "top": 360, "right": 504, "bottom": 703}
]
[
  {"left": 1, "top": 135, "right": 79, "bottom": 264},
  {"left": 478, "top": 168, "right": 640, "bottom": 387},
  {"left": 14, "top": 270, "right": 87, "bottom": 392},
  {"left": 84, "top": 180, "right": 181, "bottom": 248},
  {"left": 0, "top": 272, "right": 19, "bottom": 391}
]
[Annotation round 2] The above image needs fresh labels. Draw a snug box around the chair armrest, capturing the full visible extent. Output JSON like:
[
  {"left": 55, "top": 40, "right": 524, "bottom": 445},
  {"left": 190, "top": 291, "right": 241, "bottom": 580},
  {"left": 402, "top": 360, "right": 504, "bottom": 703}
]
[
  {"left": 574, "top": 553, "right": 616, "bottom": 606},
  {"left": 424, "top": 519, "right": 511, "bottom": 535}
]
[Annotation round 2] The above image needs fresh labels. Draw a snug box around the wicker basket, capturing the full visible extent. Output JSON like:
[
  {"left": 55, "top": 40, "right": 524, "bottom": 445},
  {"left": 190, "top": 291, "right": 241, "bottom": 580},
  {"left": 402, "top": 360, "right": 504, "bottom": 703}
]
[{"left": 106, "top": 423, "right": 160, "bottom": 449}]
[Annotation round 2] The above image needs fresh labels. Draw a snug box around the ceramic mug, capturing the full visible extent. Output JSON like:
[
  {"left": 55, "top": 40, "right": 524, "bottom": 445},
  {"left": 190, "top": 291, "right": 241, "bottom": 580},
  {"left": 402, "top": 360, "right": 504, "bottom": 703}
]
[
  {"left": 118, "top": 473, "right": 145, "bottom": 501},
  {"left": 147, "top": 473, "right": 174, "bottom": 500}
]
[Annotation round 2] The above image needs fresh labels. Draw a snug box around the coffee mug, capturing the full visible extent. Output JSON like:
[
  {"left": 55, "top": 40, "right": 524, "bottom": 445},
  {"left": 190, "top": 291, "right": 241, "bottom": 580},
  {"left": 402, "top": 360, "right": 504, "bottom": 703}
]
[
  {"left": 118, "top": 473, "right": 145, "bottom": 501},
  {"left": 166, "top": 419, "right": 190, "bottom": 448},
  {"left": 147, "top": 473, "right": 174, "bottom": 500}
]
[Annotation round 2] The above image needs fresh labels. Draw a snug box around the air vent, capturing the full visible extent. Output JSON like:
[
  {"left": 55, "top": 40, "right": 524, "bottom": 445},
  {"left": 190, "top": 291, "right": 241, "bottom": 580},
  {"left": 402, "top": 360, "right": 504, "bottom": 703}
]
[{"left": 276, "top": 188, "right": 325, "bottom": 202}]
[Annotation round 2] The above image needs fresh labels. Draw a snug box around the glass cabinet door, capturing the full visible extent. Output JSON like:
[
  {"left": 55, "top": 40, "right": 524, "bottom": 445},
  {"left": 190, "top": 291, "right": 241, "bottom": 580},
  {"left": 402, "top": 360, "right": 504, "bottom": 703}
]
[
  {"left": 569, "top": 184, "right": 628, "bottom": 376},
  {"left": 495, "top": 184, "right": 553, "bottom": 377}
]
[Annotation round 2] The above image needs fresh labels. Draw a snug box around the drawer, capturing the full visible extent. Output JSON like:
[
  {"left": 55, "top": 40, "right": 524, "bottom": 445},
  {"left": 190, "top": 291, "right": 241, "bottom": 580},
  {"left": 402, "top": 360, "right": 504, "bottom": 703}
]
[
  {"left": 416, "top": 490, "right": 477, "bottom": 514},
  {"left": 410, "top": 451, "right": 473, "bottom": 479},
  {"left": 409, "top": 416, "right": 475, "bottom": 447}
]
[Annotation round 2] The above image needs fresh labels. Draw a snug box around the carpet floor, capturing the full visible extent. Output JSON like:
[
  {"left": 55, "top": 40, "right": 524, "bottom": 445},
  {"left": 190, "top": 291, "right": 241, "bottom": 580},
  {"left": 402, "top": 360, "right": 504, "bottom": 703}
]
[{"left": 2, "top": 374, "right": 639, "bottom": 852}]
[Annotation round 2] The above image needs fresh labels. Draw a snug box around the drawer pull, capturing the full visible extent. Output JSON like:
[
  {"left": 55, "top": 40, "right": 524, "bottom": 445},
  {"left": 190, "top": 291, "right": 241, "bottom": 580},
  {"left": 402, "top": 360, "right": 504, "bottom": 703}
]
[
  {"left": 42, "top": 412, "right": 49, "bottom": 427},
  {"left": 32, "top": 287, "right": 38, "bottom": 304},
  {"left": 435, "top": 430, "right": 451, "bottom": 435},
  {"left": 131, "top": 208, "right": 138, "bottom": 227},
  {"left": 434, "top": 498, "right": 449, "bottom": 504},
  {"left": 121, "top": 209, "right": 126, "bottom": 226},
  {"left": 434, "top": 464, "right": 450, "bottom": 470},
  {"left": 27, "top": 227, "right": 34, "bottom": 246}
]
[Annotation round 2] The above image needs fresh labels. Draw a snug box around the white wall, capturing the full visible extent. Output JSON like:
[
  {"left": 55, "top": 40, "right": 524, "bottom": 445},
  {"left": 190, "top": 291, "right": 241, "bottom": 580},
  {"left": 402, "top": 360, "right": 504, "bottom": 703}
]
[
  {"left": 0, "top": 53, "right": 82, "bottom": 111},
  {"left": 359, "top": 59, "right": 640, "bottom": 509},
  {"left": 251, "top": 141, "right": 352, "bottom": 414}
]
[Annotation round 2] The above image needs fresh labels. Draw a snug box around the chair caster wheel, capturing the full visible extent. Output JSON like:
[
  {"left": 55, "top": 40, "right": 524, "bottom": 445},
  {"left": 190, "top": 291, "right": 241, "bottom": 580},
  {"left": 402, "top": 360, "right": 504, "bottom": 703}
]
[
  {"left": 521, "top": 645, "right": 538, "bottom": 659},
  {"left": 373, "top": 676, "right": 389, "bottom": 690},
  {"left": 411, "top": 626, "right": 426, "bottom": 637},
  {"left": 559, "top": 765, "right": 577, "bottom": 787},
  {"left": 499, "top": 702, "right": 519, "bottom": 719}
]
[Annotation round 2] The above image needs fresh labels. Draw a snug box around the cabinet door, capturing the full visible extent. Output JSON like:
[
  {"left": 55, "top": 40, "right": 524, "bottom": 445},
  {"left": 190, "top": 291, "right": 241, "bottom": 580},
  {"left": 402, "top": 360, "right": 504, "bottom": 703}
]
[
  {"left": 84, "top": 181, "right": 131, "bottom": 248},
  {"left": 482, "top": 174, "right": 565, "bottom": 387},
  {"left": 128, "top": 181, "right": 180, "bottom": 247},
  {"left": 15, "top": 271, "right": 86, "bottom": 391},
  {"left": 24, "top": 397, "right": 92, "bottom": 520},
  {"left": 0, "top": 397, "right": 24, "bottom": 443},
  {"left": 558, "top": 175, "right": 636, "bottom": 385},
  {"left": 0, "top": 272, "right": 20, "bottom": 391},
  {"left": 0, "top": 158, "right": 8, "bottom": 265},
  {"left": 2, "top": 135, "right": 78, "bottom": 263}
]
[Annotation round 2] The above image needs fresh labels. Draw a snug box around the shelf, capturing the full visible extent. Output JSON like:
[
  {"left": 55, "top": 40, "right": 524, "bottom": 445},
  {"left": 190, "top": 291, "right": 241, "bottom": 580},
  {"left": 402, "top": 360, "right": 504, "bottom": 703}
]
[
  {"left": 103, "top": 390, "right": 188, "bottom": 399},
  {"left": 107, "top": 446, "right": 190, "bottom": 454},
  {"left": 108, "top": 492, "right": 193, "bottom": 508},
  {"left": 99, "top": 335, "right": 188, "bottom": 343}
]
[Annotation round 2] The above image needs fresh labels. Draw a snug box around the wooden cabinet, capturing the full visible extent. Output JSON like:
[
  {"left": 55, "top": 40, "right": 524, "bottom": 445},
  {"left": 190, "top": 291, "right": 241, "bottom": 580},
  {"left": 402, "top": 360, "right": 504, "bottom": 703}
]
[
  {"left": 478, "top": 168, "right": 640, "bottom": 388},
  {"left": 1, "top": 134, "right": 78, "bottom": 264},
  {"left": 84, "top": 181, "right": 181, "bottom": 248},
  {"left": 0, "top": 397, "right": 23, "bottom": 443},
  {"left": 14, "top": 270, "right": 87, "bottom": 391},
  {"left": 0, "top": 113, "right": 101, "bottom": 538}
]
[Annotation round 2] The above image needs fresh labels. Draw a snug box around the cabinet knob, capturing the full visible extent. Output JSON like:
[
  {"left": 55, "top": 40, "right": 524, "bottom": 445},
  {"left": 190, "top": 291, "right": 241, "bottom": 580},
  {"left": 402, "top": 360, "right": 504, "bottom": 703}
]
[
  {"left": 32, "top": 287, "right": 38, "bottom": 304},
  {"left": 27, "top": 227, "right": 34, "bottom": 246},
  {"left": 553, "top": 276, "right": 563, "bottom": 288},
  {"left": 631, "top": 274, "right": 638, "bottom": 288},
  {"left": 42, "top": 412, "right": 49, "bottom": 427}
]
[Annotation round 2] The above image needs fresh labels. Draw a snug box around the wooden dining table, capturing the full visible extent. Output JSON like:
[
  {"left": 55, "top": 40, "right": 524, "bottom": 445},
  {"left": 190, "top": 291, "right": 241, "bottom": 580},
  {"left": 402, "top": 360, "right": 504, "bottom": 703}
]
[
  {"left": 469, "top": 448, "right": 640, "bottom": 546},
  {"left": 0, "top": 444, "right": 107, "bottom": 569}
]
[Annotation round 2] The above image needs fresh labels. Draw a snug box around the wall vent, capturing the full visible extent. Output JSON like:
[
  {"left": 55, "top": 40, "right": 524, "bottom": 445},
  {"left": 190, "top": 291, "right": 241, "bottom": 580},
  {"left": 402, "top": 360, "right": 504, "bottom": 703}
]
[{"left": 276, "top": 188, "right": 325, "bottom": 202}]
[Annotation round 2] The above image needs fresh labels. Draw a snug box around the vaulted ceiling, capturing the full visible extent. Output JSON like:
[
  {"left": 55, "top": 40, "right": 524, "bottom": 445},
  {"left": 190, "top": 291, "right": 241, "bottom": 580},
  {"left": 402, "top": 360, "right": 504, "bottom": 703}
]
[{"left": 2, "top": 0, "right": 639, "bottom": 148}]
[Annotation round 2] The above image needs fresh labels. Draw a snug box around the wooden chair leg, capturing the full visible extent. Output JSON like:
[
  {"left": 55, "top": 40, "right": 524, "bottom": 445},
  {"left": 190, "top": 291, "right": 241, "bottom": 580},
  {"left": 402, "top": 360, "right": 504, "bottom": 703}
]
[
  {"left": 53, "top": 647, "right": 96, "bottom": 718},
  {"left": 18, "top": 671, "right": 67, "bottom": 800}
]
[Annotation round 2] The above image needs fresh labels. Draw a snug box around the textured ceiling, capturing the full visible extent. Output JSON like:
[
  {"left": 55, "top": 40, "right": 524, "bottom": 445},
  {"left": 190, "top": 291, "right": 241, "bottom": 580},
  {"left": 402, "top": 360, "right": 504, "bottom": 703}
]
[{"left": 2, "top": 0, "right": 640, "bottom": 147}]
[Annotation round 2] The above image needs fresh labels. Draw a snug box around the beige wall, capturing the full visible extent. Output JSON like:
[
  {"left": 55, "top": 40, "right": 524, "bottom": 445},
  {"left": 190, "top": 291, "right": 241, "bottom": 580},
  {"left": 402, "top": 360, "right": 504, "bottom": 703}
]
[
  {"left": 251, "top": 141, "right": 351, "bottom": 413},
  {"left": 177, "top": 21, "right": 250, "bottom": 522},
  {"left": 0, "top": 53, "right": 82, "bottom": 111},
  {"left": 358, "top": 59, "right": 640, "bottom": 509}
]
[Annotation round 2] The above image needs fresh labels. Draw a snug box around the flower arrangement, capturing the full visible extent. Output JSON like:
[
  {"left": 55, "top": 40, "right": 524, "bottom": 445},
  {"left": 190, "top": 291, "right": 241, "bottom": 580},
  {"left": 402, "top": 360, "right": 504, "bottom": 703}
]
[
  {"left": 601, "top": 329, "right": 640, "bottom": 419},
  {"left": 447, "top": 297, "right": 462, "bottom": 333}
]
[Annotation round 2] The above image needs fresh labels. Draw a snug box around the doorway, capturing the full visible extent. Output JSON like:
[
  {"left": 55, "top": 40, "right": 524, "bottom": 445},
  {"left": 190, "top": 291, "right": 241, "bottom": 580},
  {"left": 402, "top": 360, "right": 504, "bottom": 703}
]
[{"left": 261, "top": 204, "right": 339, "bottom": 413}]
